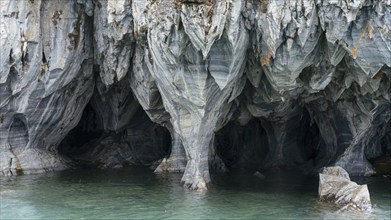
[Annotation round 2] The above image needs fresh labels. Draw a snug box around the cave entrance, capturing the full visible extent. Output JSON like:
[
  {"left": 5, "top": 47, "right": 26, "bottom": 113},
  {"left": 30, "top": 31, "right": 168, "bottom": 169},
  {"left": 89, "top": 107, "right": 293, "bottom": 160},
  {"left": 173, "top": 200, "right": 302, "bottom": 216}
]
[
  {"left": 214, "top": 107, "right": 326, "bottom": 175},
  {"left": 58, "top": 99, "right": 171, "bottom": 169},
  {"left": 214, "top": 118, "right": 268, "bottom": 172},
  {"left": 368, "top": 120, "right": 391, "bottom": 175}
]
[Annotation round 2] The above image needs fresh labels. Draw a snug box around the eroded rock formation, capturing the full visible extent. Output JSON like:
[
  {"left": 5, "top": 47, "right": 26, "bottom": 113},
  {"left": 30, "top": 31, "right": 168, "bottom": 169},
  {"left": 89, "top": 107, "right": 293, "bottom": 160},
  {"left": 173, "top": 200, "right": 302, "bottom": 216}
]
[
  {"left": 319, "top": 166, "right": 372, "bottom": 211},
  {"left": 1, "top": 0, "right": 390, "bottom": 190},
  {"left": 1, "top": 0, "right": 94, "bottom": 175}
]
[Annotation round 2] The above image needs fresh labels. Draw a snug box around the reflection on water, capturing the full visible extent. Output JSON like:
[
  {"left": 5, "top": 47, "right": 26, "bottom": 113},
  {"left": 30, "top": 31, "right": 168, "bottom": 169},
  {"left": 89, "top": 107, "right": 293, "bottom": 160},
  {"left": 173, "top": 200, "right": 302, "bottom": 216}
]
[{"left": 1, "top": 168, "right": 390, "bottom": 219}]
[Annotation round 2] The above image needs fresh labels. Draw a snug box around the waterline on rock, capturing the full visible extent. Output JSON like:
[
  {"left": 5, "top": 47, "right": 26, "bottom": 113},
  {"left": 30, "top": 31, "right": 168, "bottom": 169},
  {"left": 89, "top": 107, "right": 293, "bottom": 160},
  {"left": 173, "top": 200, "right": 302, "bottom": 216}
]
[{"left": 1, "top": 168, "right": 390, "bottom": 219}]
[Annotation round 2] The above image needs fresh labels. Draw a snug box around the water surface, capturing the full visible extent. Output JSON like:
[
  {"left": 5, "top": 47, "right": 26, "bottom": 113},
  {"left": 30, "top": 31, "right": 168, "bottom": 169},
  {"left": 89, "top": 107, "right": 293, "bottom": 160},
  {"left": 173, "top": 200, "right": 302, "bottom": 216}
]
[{"left": 1, "top": 168, "right": 390, "bottom": 219}]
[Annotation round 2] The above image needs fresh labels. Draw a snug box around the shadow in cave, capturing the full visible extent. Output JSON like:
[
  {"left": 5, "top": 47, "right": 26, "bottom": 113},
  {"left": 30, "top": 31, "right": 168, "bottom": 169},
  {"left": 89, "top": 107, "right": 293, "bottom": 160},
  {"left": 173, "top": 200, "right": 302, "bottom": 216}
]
[
  {"left": 368, "top": 115, "right": 391, "bottom": 175},
  {"left": 58, "top": 101, "right": 171, "bottom": 169},
  {"left": 214, "top": 107, "right": 327, "bottom": 175},
  {"left": 214, "top": 118, "right": 269, "bottom": 172}
]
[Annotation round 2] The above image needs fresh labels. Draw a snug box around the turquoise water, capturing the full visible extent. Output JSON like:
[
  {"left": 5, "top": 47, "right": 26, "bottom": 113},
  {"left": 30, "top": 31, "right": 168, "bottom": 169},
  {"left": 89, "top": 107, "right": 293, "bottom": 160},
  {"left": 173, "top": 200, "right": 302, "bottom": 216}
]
[{"left": 1, "top": 168, "right": 390, "bottom": 219}]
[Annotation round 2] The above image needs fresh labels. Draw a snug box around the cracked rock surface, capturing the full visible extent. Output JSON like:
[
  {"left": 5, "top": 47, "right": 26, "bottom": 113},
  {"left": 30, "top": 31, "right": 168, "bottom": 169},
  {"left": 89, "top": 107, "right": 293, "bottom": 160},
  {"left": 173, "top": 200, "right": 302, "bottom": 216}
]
[{"left": 1, "top": 0, "right": 390, "bottom": 190}]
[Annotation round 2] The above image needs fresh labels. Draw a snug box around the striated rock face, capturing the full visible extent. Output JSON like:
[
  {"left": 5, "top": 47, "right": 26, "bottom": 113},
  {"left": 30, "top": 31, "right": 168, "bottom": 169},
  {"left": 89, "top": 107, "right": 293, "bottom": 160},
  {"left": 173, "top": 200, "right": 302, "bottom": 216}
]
[
  {"left": 319, "top": 166, "right": 372, "bottom": 211},
  {"left": 1, "top": 0, "right": 94, "bottom": 175},
  {"left": 1, "top": 0, "right": 390, "bottom": 190},
  {"left": 142, "top": 0, "right": 248, "bottom": 190}
]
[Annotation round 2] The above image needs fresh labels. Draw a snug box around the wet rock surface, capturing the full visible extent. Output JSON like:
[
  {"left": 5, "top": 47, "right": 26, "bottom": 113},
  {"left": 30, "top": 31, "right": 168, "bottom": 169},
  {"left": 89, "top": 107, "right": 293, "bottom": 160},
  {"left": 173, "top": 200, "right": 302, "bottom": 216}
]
[
  {"left": 1, "top": 0, "right": 390, "bottom": 190},
  {"left": 319, "top": 166, "right": 372, "bottom": 211}
]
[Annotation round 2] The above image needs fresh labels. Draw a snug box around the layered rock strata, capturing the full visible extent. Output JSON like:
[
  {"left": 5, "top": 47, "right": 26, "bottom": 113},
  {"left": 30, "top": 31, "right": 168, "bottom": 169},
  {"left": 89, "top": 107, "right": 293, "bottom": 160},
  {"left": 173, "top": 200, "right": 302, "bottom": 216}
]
[
  {"left": 1, "top": 0, "right": 390, "bottom": 190},
  {"left": 1, "top": 0, "right": 94, "bottom": 175}
]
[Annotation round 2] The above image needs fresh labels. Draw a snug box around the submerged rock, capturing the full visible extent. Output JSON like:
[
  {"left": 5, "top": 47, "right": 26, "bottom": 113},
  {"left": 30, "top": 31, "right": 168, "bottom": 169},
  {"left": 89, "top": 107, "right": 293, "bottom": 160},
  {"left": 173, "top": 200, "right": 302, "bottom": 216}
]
[
  {"left": 319, "top": 166, "right": 372, "bottom": 211},
  {"left": 253, "top": 171, "right": 266, "bottom": 180}
]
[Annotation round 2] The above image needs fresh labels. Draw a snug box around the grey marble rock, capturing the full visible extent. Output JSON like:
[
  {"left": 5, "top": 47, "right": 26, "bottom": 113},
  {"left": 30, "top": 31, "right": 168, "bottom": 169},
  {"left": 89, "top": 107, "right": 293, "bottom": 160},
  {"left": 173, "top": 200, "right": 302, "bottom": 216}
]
[
  {"left": 143, "top": 0, "right": 249, "bottom": 190},
  {"left": 1, "top": 0, "right": 390, "bottom": 191},
  {"left": 319, "top": 166, "right": 372, "bottom": 211},
  {"left": 1, "top": 0, "right": 94, "bottom": 176},
  {"left": 154, "top": 127, "right": 187, "bottom": 173},
  {"left": 93, "top": 0, "right": 133, "bottom": 85}
]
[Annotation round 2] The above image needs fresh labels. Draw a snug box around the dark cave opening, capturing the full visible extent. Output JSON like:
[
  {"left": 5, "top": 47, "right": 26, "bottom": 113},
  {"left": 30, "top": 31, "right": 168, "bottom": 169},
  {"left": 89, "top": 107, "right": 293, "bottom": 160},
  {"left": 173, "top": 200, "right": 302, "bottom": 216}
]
[
  {"left": 368, "top": 120, "right": 391, "bottom": 175},
  {"left": 214, "top": 106, "right": 327, "bottom": 174},
  {"left": 58, "top": 99, "right": 171, "bottom": 169},
  {"left": 57, "top": 93, "right": 390, "bottom": 176},
  {"left": 214, "top": 118, "right": 269, "bottom": 171},
  {"left": 380, "top": 121, "right": 391, "bottom": 155},
  {"left": 58, "top": 103, "right": 103, "bottom": 157}
]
